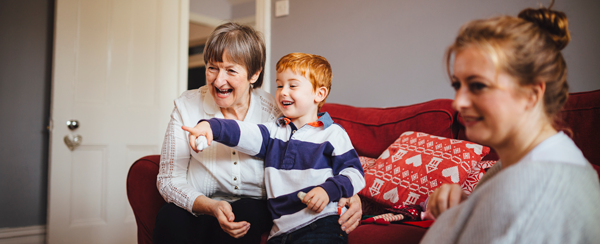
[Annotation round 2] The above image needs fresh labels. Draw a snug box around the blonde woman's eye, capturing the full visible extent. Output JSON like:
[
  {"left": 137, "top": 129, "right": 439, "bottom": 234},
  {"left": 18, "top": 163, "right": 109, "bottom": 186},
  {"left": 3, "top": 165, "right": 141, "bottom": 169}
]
[
  {"left": 451, "top": 81, "right": 461, "bottom": 91},
  {"left": 469, "top": 82, "right": 486, "bottom": 92}
]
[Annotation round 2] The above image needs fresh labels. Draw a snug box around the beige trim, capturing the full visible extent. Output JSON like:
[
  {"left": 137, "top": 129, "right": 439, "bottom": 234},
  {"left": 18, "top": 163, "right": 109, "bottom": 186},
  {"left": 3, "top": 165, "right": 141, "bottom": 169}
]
[
  {"left": 227, "top": 0, "right": 254, "bottom": 5},
  {"left": 180, "top": 0, "right": 191, "bottom": 97},
  {"left": 189, "top": 54, "right": 206, "bottom": 68},
  {"left": 189, "top": 12, "right": 226, "bottom": 27},
  {"left": 255, "top": 0, "right": 271, "bottom": 93},
  {"left": 233, "top": 15, "right": 255, "bottom": 26},
  {"left": 0, "top": 225, "right": 45, "bottom": 244}
]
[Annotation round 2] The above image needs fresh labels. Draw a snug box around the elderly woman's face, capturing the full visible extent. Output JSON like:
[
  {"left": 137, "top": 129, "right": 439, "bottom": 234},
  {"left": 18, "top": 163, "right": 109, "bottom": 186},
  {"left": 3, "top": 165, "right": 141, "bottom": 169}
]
[
  {"left": 451, "top": 47, "right": 531, "bottom": 148},
  {"left": 206, "top": 53, "right": 258, "bottom": 109}
]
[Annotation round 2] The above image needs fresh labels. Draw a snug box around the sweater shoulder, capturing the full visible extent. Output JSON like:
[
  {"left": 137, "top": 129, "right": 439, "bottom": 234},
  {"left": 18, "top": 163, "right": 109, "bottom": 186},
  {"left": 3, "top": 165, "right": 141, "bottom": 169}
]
[
  {"left": 252, "top": 88, "right": 282, "bottom": 118},
  {"left": 475, "top": 161, "right": 600, "bottom": 209}
]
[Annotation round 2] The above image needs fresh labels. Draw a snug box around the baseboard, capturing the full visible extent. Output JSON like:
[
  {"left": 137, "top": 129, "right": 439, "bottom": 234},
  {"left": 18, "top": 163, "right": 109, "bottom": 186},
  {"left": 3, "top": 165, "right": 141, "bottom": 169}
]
[{"left": 0, "top": 225, "right": 45, "bottom": 244}]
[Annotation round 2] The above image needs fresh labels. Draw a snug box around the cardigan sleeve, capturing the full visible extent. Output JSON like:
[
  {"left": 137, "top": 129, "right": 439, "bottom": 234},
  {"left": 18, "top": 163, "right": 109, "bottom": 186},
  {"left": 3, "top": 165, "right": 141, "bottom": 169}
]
[{"left": 156, "top": 105, "right": 203, "bottom": 214}]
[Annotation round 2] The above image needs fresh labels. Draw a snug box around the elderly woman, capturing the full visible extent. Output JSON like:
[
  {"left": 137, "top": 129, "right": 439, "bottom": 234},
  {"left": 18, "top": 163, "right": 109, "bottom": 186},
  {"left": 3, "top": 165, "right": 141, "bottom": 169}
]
[
  {"left": 153, "top": 23, "right": 362, "bottom": 244},
  {"left": 423, "top": 4, "right": 600, "bottom": 243}
]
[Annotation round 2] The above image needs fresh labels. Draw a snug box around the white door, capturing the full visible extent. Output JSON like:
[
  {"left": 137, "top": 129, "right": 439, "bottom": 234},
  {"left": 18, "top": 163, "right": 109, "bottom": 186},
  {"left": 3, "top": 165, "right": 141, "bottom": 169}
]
[{"left": 48, "top": 0, "right": 188, "bottom": 243}]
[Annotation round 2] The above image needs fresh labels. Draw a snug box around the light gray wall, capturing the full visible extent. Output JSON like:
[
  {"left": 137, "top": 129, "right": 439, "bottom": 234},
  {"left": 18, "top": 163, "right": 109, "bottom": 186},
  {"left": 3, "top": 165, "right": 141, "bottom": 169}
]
[
  {"left": 232, "top": 1, "right": 255, "bottom": 19},
  {"left": 270, "top": 0, "right": 600, "bottom": 108},
  {"left": 190, "top": 0, "right": 232, "bottom": 20},
  {"left": 0, "top": 0, "right": 53, "bottom": 228}
]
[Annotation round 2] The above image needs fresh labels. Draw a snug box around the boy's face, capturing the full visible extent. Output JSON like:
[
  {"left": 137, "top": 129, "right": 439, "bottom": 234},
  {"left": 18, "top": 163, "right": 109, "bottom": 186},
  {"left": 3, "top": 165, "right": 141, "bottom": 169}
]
[{"left": 275, "top": 69, "right": 326, "bottom": 127}]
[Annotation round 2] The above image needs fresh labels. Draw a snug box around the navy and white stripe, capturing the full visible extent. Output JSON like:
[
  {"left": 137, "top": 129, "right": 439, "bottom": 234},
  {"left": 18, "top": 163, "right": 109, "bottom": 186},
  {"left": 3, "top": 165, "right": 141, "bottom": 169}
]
[{"left": 206, "top": 112, "right": 365, "bottom": 239}]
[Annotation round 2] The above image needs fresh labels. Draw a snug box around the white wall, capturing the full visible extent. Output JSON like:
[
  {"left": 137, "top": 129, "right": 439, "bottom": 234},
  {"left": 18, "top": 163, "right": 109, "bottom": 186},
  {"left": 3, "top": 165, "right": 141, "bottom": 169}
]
[{"left": 270, "top": 0, "right": 600, "bottom": 108}]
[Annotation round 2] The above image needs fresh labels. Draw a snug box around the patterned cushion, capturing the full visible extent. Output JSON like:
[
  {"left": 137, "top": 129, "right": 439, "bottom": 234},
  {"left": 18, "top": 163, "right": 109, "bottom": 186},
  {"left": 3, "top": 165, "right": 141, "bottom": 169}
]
[
  {"left": 358, "top": 131, "right": 490, "bottom": 208},
  {"left": 359, "top": 156, "right": 378, "bottom": 171},
  {"left": 461, "top": 160, "right": 497, "bottom": 195}
]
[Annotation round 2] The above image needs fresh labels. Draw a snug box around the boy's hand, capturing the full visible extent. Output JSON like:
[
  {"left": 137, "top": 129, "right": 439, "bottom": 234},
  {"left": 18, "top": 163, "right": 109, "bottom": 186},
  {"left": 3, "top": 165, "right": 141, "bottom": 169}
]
[
  {"left": 182, "top": 121, "right": 213, "bottom": 153},
  {"left": 302, "top": 187, "right": 329, "bottom": 213}
]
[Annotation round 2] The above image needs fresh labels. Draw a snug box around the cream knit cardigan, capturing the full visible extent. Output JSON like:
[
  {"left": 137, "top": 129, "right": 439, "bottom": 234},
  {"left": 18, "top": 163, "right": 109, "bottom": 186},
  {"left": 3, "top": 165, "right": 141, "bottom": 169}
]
[{"left": 421, "top": 133, "right": 600, "bottom": 244}]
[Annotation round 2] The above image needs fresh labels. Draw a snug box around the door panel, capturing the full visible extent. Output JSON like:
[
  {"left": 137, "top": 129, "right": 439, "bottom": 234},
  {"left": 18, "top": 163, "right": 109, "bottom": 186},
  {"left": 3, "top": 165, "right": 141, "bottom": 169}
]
[{"left": 48, "top": 0, "right": 187, "bottom": 243}]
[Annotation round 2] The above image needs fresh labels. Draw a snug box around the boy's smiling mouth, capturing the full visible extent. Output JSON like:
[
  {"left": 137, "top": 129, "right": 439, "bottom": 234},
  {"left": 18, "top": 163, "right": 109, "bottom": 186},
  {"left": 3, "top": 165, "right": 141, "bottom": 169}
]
[{"left": 280, "top": 100, "right": 294, "bottom": 108}]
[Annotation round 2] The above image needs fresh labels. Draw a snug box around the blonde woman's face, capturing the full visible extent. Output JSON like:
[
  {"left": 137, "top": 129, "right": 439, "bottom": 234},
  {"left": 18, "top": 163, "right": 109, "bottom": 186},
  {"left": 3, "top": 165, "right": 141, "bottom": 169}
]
[{"left": 451, "top": 47, "right": 530, "bottom": 148}]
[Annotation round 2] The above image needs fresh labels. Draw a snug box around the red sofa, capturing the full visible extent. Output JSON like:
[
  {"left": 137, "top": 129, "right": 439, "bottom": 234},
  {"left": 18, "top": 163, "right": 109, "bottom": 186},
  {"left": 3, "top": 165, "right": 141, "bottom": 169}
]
[{"left": 127, "top": 89, "right": 600, "bottom": 244}]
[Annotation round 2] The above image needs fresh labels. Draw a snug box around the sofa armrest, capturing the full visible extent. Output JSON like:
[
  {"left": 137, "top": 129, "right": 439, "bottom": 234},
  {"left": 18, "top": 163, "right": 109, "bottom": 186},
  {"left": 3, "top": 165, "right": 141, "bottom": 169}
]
[{"left": 126, "top": 155, "right": 165, "bottom": 244}]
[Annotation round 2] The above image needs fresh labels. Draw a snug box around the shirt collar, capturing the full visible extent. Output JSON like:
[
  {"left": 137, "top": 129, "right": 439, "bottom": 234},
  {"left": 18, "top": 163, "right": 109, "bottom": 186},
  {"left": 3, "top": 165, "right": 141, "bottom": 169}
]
[
  {"left": 203, "top": 87, "right": 258, "bottom": 121},
  {"left": 276, "top": 112, "right": 333, "bottom": 129}
]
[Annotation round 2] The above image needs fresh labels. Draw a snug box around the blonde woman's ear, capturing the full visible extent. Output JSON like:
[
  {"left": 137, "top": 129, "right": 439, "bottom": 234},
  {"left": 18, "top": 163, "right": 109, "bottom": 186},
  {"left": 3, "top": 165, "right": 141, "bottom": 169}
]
[{"left": 527, "top": 81, "right": 547, "bottom": 110}]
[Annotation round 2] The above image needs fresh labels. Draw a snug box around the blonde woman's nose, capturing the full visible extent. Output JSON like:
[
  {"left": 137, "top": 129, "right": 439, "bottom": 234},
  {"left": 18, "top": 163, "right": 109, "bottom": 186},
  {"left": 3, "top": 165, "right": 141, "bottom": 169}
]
[{"left": 452, "top": 87, "right": 471, "bottom": 111}]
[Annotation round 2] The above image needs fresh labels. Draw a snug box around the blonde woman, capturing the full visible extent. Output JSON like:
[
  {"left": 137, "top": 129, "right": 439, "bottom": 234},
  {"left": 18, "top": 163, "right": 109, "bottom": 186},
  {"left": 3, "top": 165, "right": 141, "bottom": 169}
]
[{"left": 423, "top": 4, "right": 600, "bottom": 243}]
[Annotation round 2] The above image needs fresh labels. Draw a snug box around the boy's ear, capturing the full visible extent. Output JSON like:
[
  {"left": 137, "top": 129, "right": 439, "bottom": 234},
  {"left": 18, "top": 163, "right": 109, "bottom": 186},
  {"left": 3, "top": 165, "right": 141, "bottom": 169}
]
[
  {"left": 314, "top": 87, "right": 329, "bottom": 104},
  {"left": 249, "top": 68, "right": 263, "bottom": 84}
]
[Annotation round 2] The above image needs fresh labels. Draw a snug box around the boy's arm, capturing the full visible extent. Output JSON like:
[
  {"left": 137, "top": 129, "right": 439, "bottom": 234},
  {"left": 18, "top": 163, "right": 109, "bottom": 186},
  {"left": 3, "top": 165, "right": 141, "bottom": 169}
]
[
  {"left": 197, "top": 118, "right": 272, "bottom": 159},
  {"left": 318, "top": 127, "right": 366, "bottom": 202},
  {"left": 182, "top": 121, "right": 213, "bottom": 152}
]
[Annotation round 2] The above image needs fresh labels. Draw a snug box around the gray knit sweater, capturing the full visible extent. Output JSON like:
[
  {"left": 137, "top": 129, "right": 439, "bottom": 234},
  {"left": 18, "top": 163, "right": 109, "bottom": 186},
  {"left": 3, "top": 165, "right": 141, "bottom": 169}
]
[{"left": 421, "top": 133, "right": 600, "bottom": 244}]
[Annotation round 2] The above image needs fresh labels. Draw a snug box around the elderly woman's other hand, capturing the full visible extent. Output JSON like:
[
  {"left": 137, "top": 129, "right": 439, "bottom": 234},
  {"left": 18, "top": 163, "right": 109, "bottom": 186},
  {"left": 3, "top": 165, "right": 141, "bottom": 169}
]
[
  {"left": 427, "top": 183, "right": 467, "bottom": 218},
  {"left": 210, "top": 199, "right": 251, "bottom": 238},
  {"left": 338, "top": 194, "right": 362, "bottom": 234}
]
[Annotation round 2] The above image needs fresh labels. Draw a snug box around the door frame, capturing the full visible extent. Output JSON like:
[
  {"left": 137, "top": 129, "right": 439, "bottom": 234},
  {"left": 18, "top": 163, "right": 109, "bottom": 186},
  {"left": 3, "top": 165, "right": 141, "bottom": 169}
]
[{"left": 187, "top": 0, "right": 272, "bottom": 94}]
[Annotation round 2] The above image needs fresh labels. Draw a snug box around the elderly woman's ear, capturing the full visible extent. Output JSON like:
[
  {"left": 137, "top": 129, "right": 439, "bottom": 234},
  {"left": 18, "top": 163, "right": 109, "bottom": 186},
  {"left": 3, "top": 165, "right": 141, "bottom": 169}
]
[{"left": 250, "top": 69, "right": 262, "bottom": 85}]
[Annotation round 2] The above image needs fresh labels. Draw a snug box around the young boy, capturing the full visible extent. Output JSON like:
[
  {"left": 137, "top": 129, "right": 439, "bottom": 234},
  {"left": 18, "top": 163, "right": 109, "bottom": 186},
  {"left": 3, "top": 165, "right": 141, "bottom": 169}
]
[{"left": 183, "top": 53, "right": 365, "bottom": 243}]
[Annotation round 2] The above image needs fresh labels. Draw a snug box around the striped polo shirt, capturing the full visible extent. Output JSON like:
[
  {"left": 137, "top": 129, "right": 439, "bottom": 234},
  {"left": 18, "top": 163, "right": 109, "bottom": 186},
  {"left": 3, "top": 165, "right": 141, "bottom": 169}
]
[{"left": 205, "top": 112, "right": 365, "bottom": 239}]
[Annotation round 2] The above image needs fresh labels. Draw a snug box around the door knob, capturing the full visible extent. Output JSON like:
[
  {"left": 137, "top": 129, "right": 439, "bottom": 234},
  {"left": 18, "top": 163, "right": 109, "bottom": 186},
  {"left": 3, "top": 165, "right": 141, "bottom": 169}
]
[
  {"left": 67, "top": 120, "right": 79, "bottom": 131},
  {"left": 65, "top": 120, "right": 81, "bottom": 150},
  {"left": 64, "top": 134, "right": 82, "bottom": 151}
]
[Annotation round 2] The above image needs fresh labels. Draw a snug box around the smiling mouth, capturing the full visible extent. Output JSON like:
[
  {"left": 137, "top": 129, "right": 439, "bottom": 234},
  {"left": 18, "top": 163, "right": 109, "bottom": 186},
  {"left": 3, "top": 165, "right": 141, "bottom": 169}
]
[
  {"left": 215, "top": 87, "right": 233, "bottom": 96},
  {"left": 463, "top": 116, "right": 483, "bottom": 125},
  {"left": 281, "top": 101, "right": 294, "bottom": 107}
]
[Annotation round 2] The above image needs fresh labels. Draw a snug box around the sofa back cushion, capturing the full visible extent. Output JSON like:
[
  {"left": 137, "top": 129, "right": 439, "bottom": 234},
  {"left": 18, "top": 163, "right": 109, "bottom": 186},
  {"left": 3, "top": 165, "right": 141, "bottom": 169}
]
[
  {"left": 560, "top": 89, "right": 600, "bottom": 167},
  {"left": 321, "top": 99, "right": 458, "bottom": 158},
  {"left": 453, "top": 89, "right": 600, "bottom": 166}
]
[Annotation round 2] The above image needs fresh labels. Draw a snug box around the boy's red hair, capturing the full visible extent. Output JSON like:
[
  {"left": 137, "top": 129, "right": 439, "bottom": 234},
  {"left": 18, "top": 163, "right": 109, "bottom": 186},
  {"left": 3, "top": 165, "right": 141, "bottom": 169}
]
[{"left": 276, "top": 53, "right": 332, "bottom": 109}]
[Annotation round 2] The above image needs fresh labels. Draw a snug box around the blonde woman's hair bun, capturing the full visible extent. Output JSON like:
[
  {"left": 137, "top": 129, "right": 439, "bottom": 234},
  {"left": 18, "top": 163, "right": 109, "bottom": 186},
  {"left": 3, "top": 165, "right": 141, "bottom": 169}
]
[{"left": 518, "top": 5, "right": 570, "bottom": 50}]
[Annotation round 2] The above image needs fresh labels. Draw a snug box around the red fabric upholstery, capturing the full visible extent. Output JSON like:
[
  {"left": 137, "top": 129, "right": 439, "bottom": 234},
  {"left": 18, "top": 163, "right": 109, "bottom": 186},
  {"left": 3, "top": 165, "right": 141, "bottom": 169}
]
[
  {"left": 320, "top": 99, "right": 459, "bottom": 159},
  {"left": 127, "top": 90, "right": 600, "bottom": 244},
  {"left": 126, "top": 155, "right": 165, "bottom": 244},
  {"left": 348, "top": 224, "right": 427, "bottom": 244},
  {"left": 593, "top": 164, "right": 600, "bottom": 177},
  {"left": 560, "top": 89, "right": 600, "bottom": 167}
]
